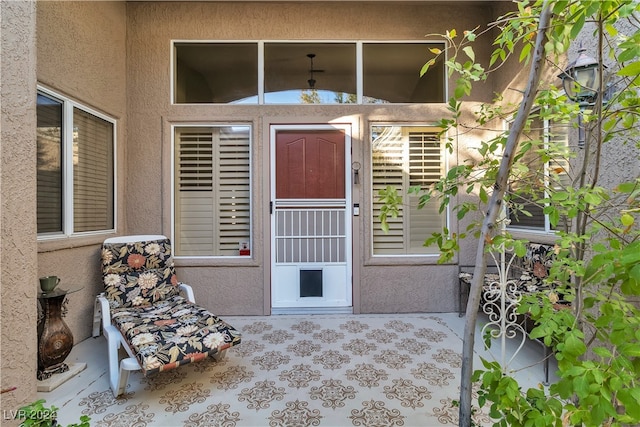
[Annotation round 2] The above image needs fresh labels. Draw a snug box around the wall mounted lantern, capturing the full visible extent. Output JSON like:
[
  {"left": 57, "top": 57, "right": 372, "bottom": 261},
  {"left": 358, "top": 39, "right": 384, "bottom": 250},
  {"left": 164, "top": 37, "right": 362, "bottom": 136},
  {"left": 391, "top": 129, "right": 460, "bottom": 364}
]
[{"left": 558, "top": 47, "right": 603, "bottom": 148}]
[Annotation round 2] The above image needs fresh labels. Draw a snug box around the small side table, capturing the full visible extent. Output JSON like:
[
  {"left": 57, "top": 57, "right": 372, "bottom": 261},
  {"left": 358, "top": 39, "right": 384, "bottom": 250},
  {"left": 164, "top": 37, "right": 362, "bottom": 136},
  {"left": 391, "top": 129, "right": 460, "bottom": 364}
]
[{"left": 37, "top": 287, "right": 82, "bottom": 380}]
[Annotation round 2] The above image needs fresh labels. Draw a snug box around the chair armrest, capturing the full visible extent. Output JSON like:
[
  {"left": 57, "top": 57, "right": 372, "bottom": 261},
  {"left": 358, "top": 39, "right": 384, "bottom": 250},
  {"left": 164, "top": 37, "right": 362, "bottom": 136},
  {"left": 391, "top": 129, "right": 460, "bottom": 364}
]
[
  {"left": 97, "top": 294, "right": 112, "bottom": 327},
  {"left": 179, "top": 283, "right": 195, "bottom": 303}
]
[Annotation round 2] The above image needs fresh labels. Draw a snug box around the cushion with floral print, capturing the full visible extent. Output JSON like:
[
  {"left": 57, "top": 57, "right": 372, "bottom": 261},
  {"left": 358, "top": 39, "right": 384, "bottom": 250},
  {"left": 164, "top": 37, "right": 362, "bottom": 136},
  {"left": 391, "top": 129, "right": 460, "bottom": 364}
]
[
  {"left": 110, "top": 295, "right": 242, "bottom": 375},
  {"left": 511, "top": 243, "right": 555, "bottom": 289},
  {"left": 458, "top": 272, "right": 501, "bottom": 289},
  {"left": 101, "top": 238, "right": 180, "bottom": 308}
]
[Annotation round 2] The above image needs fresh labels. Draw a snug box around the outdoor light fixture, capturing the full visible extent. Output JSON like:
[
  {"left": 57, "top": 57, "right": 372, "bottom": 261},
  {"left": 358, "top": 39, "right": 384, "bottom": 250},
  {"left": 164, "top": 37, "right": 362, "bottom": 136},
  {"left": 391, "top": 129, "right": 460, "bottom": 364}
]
[
  {"left": 558, "top": 46, "right": 603, "bottom": 148},
  {"left": 307, "top": 53, "right": 324, "bottom": 89},
  {"left": 558, "top": 46, "right": 600, "bottom": 105}
]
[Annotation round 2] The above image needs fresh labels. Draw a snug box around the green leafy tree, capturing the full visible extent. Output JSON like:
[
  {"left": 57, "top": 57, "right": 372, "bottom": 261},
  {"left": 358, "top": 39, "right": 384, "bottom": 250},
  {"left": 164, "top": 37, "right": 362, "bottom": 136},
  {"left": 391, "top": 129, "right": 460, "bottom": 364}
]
[
  {"left": 380, "top": 1, "right": 640, "bottom": 425},
  {"left": 300, "top": 89, "right": 321, "bottom": 104}
]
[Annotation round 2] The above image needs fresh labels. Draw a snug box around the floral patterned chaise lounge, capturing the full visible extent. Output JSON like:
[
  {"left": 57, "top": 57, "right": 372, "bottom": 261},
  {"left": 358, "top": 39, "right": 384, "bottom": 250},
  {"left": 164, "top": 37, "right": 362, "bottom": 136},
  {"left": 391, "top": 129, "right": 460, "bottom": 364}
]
[{"left": 93, "top": 235, "right": 241, "bottom": 397}]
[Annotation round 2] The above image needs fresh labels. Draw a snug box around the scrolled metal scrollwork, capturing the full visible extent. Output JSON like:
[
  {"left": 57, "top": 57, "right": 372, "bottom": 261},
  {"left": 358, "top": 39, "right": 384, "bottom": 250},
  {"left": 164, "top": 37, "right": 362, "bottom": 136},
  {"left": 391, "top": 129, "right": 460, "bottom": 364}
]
[{"left": 480, "top": 247, "right": 528, "bottom": 375}]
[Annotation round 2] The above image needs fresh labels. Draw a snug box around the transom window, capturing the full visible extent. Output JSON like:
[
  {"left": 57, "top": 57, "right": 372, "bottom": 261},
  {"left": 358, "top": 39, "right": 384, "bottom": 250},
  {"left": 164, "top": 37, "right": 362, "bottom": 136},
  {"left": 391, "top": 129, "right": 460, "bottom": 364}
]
[
  {"left": 37, "top": 88, "right": 115, "bottom": 238},
  {"left": 173, "top": 41, "right": 445, "bottom": 105},
  {"left": 174, "top": 125, "right": 251, "bottom": 257},
  {"left": 371, "top": 125, "right": 446, "bottom": 255}
]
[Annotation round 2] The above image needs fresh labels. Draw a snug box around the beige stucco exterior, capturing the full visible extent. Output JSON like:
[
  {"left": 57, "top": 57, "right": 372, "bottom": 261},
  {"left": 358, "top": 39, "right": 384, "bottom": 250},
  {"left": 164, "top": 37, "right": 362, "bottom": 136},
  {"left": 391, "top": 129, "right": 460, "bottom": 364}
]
[
  {"left": 1, "top": 0, "right": 39, "bottom": 414},
  {"left": 1, "top": 1, "right": 513, "bottom": 411},
  {"left": 15, "top": 0, "right": 633, "bottom": 414}
]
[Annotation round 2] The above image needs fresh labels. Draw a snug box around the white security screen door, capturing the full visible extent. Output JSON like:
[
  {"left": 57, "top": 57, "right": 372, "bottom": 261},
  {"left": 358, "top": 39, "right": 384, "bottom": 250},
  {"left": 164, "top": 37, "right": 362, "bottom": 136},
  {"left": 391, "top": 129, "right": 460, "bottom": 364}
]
[{"left": 271, "top": 126, "right": 352, "bottom": 310}]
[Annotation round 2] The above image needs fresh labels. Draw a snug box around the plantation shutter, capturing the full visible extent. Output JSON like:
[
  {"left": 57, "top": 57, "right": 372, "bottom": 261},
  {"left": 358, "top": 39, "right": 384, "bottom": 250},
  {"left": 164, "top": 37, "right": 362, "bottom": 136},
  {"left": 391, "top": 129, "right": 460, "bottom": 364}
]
[
  {"left": 72, "top": 108, "right": 114, "bottom": 233},
  {"left": 372, "top": 126, "right": 444, "bottom": 255},
  {"left": 407, "top": 132, "right": 444, "bottom": 251},
  {"left": 175, "top": 127, "right": 250, "bottom": 256},
  {"left": 372, "top": 128, "right": 405, "bottom": 253}
]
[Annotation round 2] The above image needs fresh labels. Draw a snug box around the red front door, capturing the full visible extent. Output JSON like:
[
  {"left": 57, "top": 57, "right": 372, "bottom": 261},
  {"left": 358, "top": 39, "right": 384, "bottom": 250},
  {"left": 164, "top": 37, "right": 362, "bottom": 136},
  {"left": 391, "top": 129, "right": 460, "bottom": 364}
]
[{"left": 275, "top": 130, "right": 345, "bottom": 199}]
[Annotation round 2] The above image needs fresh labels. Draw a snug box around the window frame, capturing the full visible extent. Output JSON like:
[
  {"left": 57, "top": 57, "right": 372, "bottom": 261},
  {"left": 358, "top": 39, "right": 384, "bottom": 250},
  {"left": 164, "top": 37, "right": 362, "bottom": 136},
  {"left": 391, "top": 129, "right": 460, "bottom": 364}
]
[
  {"left": 370, "top": 123, "right": 449, "bottom": 257},
  {"left": 171, "top": 40, "right": 447, "bottom": 105},
  {"left": 171, "top": 123, "right": 253, "bottom": 259},
  {"left": 36, "top": 86, "right": 117, "bottom": 240}
]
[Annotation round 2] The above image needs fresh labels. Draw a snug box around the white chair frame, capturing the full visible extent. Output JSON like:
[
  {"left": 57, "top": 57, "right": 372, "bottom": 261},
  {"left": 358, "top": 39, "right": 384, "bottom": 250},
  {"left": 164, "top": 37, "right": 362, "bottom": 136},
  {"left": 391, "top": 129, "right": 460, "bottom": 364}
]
[{"left": 92, "top": 235, "right": 226, "bottom": 397}]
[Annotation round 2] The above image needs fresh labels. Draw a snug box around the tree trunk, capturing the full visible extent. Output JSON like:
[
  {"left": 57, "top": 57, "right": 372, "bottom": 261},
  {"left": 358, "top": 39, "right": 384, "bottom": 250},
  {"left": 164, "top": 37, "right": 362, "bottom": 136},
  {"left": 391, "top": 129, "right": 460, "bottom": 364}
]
[{"left": 458, "top": 4, "right": 553, "bottom": 426}]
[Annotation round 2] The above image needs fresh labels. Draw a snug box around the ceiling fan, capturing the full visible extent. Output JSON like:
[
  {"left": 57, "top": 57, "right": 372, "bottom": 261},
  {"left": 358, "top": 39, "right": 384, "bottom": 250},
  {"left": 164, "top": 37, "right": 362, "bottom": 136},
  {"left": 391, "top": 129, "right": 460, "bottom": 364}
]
[{"left": 306, "top": 53, "right": 324, "bottom": 89}]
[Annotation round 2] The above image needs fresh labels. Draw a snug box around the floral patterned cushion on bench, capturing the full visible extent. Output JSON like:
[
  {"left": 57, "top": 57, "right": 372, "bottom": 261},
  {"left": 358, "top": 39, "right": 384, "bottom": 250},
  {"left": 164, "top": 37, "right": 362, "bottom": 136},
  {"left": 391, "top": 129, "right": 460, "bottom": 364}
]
[
  {"left": 511, "top": 243, "right": 556, "bottom": 293},
  {"left": 102, "top": 238, "right": 180, "bottom": 308},
  {"left": 458, "top": 272, "right": 500, "bottom": 288},
  {"left": 110, "top": 295, "right": 241, "bottom": 375}
]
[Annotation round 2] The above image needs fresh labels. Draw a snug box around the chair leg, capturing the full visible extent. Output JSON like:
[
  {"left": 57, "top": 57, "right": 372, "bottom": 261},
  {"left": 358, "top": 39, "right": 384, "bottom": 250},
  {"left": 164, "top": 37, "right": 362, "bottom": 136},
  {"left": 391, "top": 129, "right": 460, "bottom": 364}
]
[
  {"left": 213, "top": 349, "right": 228, "bottom": 361},
  {"left": 92, "top": 296, "right": 102, "bottom": 338},
  {"left": 104, "top": 325, "right": 138, "bottom": 397}
]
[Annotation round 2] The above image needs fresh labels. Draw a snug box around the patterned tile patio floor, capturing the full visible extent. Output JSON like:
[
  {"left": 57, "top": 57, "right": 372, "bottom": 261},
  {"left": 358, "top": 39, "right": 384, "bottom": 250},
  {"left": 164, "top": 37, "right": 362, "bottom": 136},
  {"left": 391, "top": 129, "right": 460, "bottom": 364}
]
[{"left": 39, "top": 313, "right": 557, "bottom": 427}]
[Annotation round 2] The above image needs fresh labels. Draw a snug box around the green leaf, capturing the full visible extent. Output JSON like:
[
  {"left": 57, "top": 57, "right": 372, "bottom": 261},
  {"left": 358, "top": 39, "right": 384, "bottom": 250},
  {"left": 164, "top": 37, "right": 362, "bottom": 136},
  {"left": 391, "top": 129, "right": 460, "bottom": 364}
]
[
  {"left": 519, "top": 43, "right": 532, "bottom": 63},
  {"left": 551, "top": 191, "right": 569, "bottom": 201},
  {"left": 462, "top": 46, "right": 475, "bottom": 62},
  {"left": 621, "top": 213, "right": 635, "bottom": 227},
  {"left": 619, "top": 61, "right": 640, "bottom": 76},
  {"left": 479, "top": 186, "right": 488, "bottom": 203},
  {"left": 564, "top": 332, "right": 586, "bottom": 356},
  {"left": 420, "top": 59, "right": 435, "bottom": 77}
]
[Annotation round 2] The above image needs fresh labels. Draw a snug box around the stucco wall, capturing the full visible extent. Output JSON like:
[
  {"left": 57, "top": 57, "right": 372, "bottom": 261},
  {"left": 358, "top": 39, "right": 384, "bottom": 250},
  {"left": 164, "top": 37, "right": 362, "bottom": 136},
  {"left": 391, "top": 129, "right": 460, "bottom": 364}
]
[
  {"left": 125, "top": 1, "right": 508, "bottom": 315},
  {"left": 1, "top": 0, "right": 38, "bottom": 414},
  {"left": 36, "top": 1, "right": 127, "bottom": 342}
]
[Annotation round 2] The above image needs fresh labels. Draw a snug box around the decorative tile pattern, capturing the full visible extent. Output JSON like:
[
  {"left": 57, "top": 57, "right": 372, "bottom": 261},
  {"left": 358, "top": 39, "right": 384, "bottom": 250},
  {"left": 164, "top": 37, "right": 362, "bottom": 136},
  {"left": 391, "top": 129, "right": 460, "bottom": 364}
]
[
  {"left": 94, "top": 403, "right": 155, "bottom": 427},
  {"left": 312, "top": 329, "right": 344, "bottom": 343},
  {"left": 312, "top": 350, "right": 351, "bottom": 370},
  {"left": 308, "top": 379, "right": 356, "bottom": 409},
  {"left": 184, "top": 402, "right": 241, "bottom": 427},
  {"left": 346, "top": 363, "right": 389, "bottom": 388},
  {"left": 45, "top": 314, "right": 509, "bottom": 427},
  {"left": 78, "top": 390, "right": 129, "bottom": 415},
  {"left": 262, "top": 329, "right": 295, "bottom": 344},
  {"left": 349, "top": 399, "right": 405, "bottom": 426},
  {"left": 383, "top": 378, "right": 431, "bottom": 408},
  {"left": 158, "top": 382, "right": 209, "bottom": 413},
  {"left": 268, "top": 399, "right": 322, "bottom": 426},
  {"left": 238, "top": 379, "right": 286, "bottom": 410},
  {"left": 279, "top": 364, "right": 321, "bottom": 389}
]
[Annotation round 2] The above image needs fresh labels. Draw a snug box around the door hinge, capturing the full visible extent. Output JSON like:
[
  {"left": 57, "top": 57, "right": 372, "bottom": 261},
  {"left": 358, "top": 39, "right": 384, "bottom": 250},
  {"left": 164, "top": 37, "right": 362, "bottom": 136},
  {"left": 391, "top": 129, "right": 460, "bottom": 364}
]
[{"left": 270, "top": 201, "right": 273, "bottom": 214}]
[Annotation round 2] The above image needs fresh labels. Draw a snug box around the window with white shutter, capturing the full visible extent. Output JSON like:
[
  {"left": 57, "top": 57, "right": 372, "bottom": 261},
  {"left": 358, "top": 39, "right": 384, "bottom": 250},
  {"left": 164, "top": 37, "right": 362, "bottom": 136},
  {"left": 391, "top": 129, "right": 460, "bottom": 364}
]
[
  {"left": 37, "top": 88, "right": 115, "bottom": 238},
  {"left": 371, "top": 125, "right": 445, "bottom": 255},
  {"left": 507, "top": 116, "right": 569, "bottom": 232},
  {"left": 174, "top": 126, "right": 251, "bottom": 256}
]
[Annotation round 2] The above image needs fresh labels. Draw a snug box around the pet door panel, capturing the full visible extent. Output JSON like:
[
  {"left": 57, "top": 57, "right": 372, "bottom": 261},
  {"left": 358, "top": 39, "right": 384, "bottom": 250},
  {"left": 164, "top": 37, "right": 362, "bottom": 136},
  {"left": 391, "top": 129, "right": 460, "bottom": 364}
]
[{"left": 300, "top": 269, "right": 323, "bottom": 297}]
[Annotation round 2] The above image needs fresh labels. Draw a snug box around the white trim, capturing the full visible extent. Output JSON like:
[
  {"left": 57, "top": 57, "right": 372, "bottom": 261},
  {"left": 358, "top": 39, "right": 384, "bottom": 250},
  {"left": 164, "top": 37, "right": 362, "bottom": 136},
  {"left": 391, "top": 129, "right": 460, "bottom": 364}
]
[
  {"left": 170, "top": 123, "right": 253, "bottom": 259},
  {"left": 369, "top": 122, "right": 448, "bottom": 257}
]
